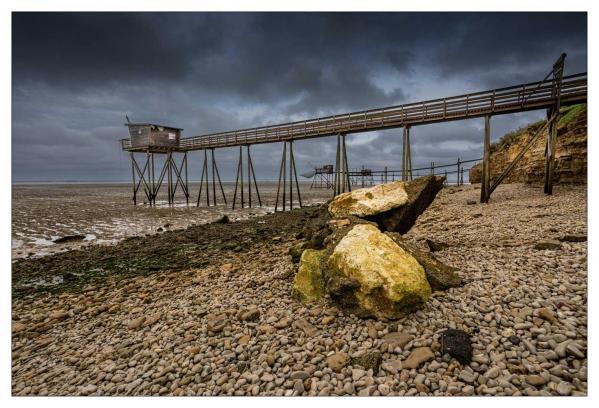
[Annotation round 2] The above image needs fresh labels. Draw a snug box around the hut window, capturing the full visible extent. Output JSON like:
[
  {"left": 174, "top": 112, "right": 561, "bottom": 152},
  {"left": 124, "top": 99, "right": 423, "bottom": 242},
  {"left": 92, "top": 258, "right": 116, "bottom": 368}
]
[{"left": 168, "top": 133, "right": 176, "bottom": 140}]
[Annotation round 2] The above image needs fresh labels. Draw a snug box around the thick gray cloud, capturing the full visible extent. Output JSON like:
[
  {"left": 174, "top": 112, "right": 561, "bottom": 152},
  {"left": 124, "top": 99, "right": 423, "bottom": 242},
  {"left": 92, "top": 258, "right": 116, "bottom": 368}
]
[{"left": 12, "top": 12, "right": 587, "bottom": 182}]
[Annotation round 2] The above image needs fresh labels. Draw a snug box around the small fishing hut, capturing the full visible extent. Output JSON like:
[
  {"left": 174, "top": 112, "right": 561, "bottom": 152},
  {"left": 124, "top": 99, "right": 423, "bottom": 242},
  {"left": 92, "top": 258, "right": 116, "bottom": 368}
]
[{"left": 125, "top": 123, "right": 183, "bottom": 151}]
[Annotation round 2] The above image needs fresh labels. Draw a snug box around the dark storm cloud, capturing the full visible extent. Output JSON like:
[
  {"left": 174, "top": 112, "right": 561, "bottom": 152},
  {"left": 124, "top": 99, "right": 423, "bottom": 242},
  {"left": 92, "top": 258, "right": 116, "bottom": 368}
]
[{"left": 12, "top": 12, "right": 587, "bottom": 182}]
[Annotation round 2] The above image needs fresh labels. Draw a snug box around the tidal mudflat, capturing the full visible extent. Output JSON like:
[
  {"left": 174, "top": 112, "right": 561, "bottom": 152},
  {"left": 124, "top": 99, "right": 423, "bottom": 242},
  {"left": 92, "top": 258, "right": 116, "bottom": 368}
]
[{"left": 11, "top": 182, "right": 330, "bottom": 260}]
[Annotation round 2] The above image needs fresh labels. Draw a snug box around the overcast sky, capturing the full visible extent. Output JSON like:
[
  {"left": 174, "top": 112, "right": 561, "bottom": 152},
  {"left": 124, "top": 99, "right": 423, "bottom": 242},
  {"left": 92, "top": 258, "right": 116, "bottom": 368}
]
[{"left": 12, "top": 12, "right": 587, "bottom": 182}]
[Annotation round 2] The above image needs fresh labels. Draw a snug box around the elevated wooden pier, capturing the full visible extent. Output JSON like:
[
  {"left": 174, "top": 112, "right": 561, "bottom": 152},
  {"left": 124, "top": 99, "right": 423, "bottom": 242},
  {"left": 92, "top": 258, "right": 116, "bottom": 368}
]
[{"left": 121, "top": 54, "right": 587, "bottom": 208}]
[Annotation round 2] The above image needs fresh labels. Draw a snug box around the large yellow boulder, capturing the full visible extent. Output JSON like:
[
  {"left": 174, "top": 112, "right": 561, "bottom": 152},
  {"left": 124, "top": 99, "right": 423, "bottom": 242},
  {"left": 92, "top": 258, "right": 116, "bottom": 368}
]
[
  {"left": 292, "top": 249, "right": 327, "bottom": 303},
  {"left": 327, "top": 224, "right": 431, "bottom": 319},
  {"left": 328, "top": 181, "right": 408, "bottom": 218}
]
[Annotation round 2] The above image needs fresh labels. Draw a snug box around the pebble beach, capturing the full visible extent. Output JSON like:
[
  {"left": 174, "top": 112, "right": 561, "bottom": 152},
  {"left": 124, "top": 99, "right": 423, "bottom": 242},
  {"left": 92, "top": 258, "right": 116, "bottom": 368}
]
[{"left": 11, "top": 183, "right": 587, "bottom": 396}]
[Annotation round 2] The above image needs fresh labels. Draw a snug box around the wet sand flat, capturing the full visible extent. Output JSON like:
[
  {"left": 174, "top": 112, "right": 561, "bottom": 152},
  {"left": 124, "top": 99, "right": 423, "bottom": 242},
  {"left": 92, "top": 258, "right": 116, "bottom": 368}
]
[{"left": 12, "top": 182, "right": 332, "bottom": 260}]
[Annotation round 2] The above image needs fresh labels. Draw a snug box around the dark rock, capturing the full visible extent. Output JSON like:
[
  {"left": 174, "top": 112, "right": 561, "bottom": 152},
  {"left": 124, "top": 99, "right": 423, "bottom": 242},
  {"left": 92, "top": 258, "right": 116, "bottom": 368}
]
[
  {"left": 440, "top": 329, "right": 472, "bottom": 365},
  {"left": 310, "top": 227, "right": 332, "bottom": 249},
  {"left": 215, "top": 215, "right": 230, "bottom": 224},
  {"left": 534, "top": 240, "right": 562, "bottom": 250},
  {"left": 62, "top": 272, "right": 78, "bottom": 282},
  {"left": 426, "top": 239, "right": 449, "bottom": 252},
  {"left": 53, "top": 235, "right": 86, "bottom": 244},
  {"left": 559, "top": 234, "right": 587, "bottom": 242},
  {"left": 365, "top": 175, "right": 445, "bottom": 234},
  {"left": 509, "top": 335, "right": 521, "bottom": 345},
  {"left": 238, "top": 308, "right": 260, "bottom": 322},
  {"left": 289, "top": 242, "right": 308, "bottom": 263},
  {"left": 156, "top": 227, "right": 164, "bottom": 232},
  {"left": 350, "top": 350, "right": 382, "bottom": 372},
  {"left": 466, "top": 200, "right": 477, "bottom": 205}
]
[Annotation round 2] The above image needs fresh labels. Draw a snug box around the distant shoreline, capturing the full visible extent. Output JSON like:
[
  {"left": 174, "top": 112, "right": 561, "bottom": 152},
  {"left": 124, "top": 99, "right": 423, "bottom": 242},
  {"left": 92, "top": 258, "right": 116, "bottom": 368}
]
[{"left": 12, "top": 180, "right": 314, "bottom": 185}]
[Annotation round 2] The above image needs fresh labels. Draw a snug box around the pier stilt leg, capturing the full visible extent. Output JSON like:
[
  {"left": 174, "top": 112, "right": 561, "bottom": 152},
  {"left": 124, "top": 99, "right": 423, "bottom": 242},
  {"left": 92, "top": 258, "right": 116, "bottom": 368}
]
[
  {"left": 153, "top": 154, "right": 168, "bottom": 206},
  {"left": 130, "top": 153, "right": 137, "bottom": 205},
  {"left": 290, "top": 141, "right": 302, "bottom": 208},
  {"left": 248, "top": 146, "right": 262, "bottom": 206},
  {"left": 240, "top": 146, "right": 244, "bottom": 209},
  {"left": 170, "top": 153, "right": 189, "bottom": 204},
  {"left": 247, "top": 146, "right": 252, "bottom": 207},
  {"left": 204, "top": 150, "right": 210, "bottom": 206},
  {"left": 131, "top": 153, "right": 152, "bottom": 205},
  {"left": 544, "top": 55, "right": 564, "bottom": 196},
  {"left": 481, "top": 115, "right": 491, "bottom": 203},
  {"left": 151, "top": 153, "right": 156, "bottom": 206},
  {"left": 342, "top": 134, "right": 351, "bottom": 192},
  {"left": 282, "top": 142, "right": 287, "bottom": 212},
  {"left": 197, "top": 150, "right": 206, "bottom": 206},
  {"left": 274, "top": 141, "right": 301, "bottom": 211},
  {"left": 402, "top": 128, "right": 407, "bottom": 181},
  {"left": 213, "top": 150, "right": 227, "bottom": 205},
  {"left": 184, "top": 152, "right": 189, "bottom": 206},
  {"left": 274, "top": 142, "right": 286, "bottom": 212},
  {"left": 211, "top": 149, "right": 217, "bottom": 206},
  {"left": 406, "top": 126, "right": 412, "bottom": 181},
  {"left": 334, "top": 134, "right": 340, "bottom": 196},
  {"left": 289, "top": 142, "right": 293, "bottom": 210},
  {"left": 232, "top": 150, "right": 241, "bottom": 210},
  {"left": 167, "top": 151, "right": 173, "bottom": 206}
]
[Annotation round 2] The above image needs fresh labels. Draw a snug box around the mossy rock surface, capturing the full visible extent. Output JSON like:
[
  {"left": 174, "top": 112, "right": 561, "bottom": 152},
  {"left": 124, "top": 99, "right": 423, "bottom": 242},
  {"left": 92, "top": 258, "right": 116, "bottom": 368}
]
[
  {"left": 386, "top": 232, "right": 462, "bottom": 291},
  {"left": 327, "top": 224, "right": 431, "bottom": 319},
  {"left": 292, "top": 249, "right": 327, "bottom": 303}
]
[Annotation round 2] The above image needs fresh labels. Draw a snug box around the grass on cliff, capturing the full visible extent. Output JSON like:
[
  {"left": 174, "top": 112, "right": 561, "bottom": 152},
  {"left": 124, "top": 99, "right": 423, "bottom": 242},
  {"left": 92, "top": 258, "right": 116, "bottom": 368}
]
[
  {"left": 489, "top": 104, "right": 585, "bottom": 153},
  {"left": 558, "top": 104, "right": 586, "bottom": 128}
]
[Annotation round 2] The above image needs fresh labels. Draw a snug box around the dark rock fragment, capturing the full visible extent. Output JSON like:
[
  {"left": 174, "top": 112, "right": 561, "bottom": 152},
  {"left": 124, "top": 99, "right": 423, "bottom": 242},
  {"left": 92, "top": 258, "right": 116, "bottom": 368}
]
[
  {"left": 558, "top": 234, "right": 587, "bottom": 242},
  {"left": 289, "top": 241, "right": 308, "bottom": 263},
  {"left": 426, "top": 239, "right": 449, "bottom": 252},
  {"left": 215, "top": 215, "right": 230, "bottom": 224},
  {"left": 53, "top": 235, "right": 86, "bottom": 244},
  {"left": 350, "top": 350, "right": 382, "bottom": 372},
  {"left": 509, "top": 335, "right": 521, "bottom": 345},
  {"left": 534, "top": 240, "right": 562, "bottom": 250},
  {"left": 440, "top": 329, "right": 472, "bottom": 365}
]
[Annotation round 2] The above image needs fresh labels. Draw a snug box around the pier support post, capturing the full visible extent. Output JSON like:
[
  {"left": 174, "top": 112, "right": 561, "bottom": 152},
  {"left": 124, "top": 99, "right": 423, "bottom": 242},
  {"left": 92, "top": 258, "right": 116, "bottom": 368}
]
[
  {"left": 197, "top": 149, "right": 209, "bottom": 206},
  {"left": 130, "top": 152, "right": 136, "bottom": 205},
  {"left": 130, "top": 152, "right": 153, "bottom": 205},
  {"left": 457, "top": 157, "right": 461, "bottom": 186},
  {"left": 275, "top": 141, "right": 302, "bottom": 211},
  {"left": 333, "top": 134, "right": 351, "bottom": 196},
  {"left": 402, "top": 126, "right": 412, "bottom": 181},
  {"left": 544, "top": 53, "right": 565, "bottom": 196},
  {"left": 169, "top": 152, "right": 190, "bottom": 206},
  {"left": 167, "top": 151, "right": 173, "bottom": 206},
  {"left": 481, "top": 115, "right": 491, "bottom": 203},
  {"left": 232, "top": 145, "right": 261, "bottom": 209},
  {"left": 150, "top": 153, "right": 156, "bottom": 206},
  {"left": 197, "top": 149, "right": 226, "bottom": 207}
]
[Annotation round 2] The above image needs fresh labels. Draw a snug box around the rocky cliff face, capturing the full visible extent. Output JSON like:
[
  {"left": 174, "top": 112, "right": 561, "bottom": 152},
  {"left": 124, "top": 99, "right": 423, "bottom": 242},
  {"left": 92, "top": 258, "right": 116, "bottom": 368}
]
[{"left": 470, "top": 104, "right": 587, "bottom": 184}]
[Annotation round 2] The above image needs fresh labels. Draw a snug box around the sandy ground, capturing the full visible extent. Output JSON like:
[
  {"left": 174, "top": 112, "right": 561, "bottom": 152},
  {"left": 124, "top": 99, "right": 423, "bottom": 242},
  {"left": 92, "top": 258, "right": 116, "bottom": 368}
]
[{"left": 11, "top": 183, "right": 587, "bottom": 396}]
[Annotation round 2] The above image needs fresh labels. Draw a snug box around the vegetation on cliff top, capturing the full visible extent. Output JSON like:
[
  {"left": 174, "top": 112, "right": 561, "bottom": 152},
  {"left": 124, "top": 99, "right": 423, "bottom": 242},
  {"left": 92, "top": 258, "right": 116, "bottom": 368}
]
[{"left": 490, "top": 104, "right": 586, "bottom": 154}]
